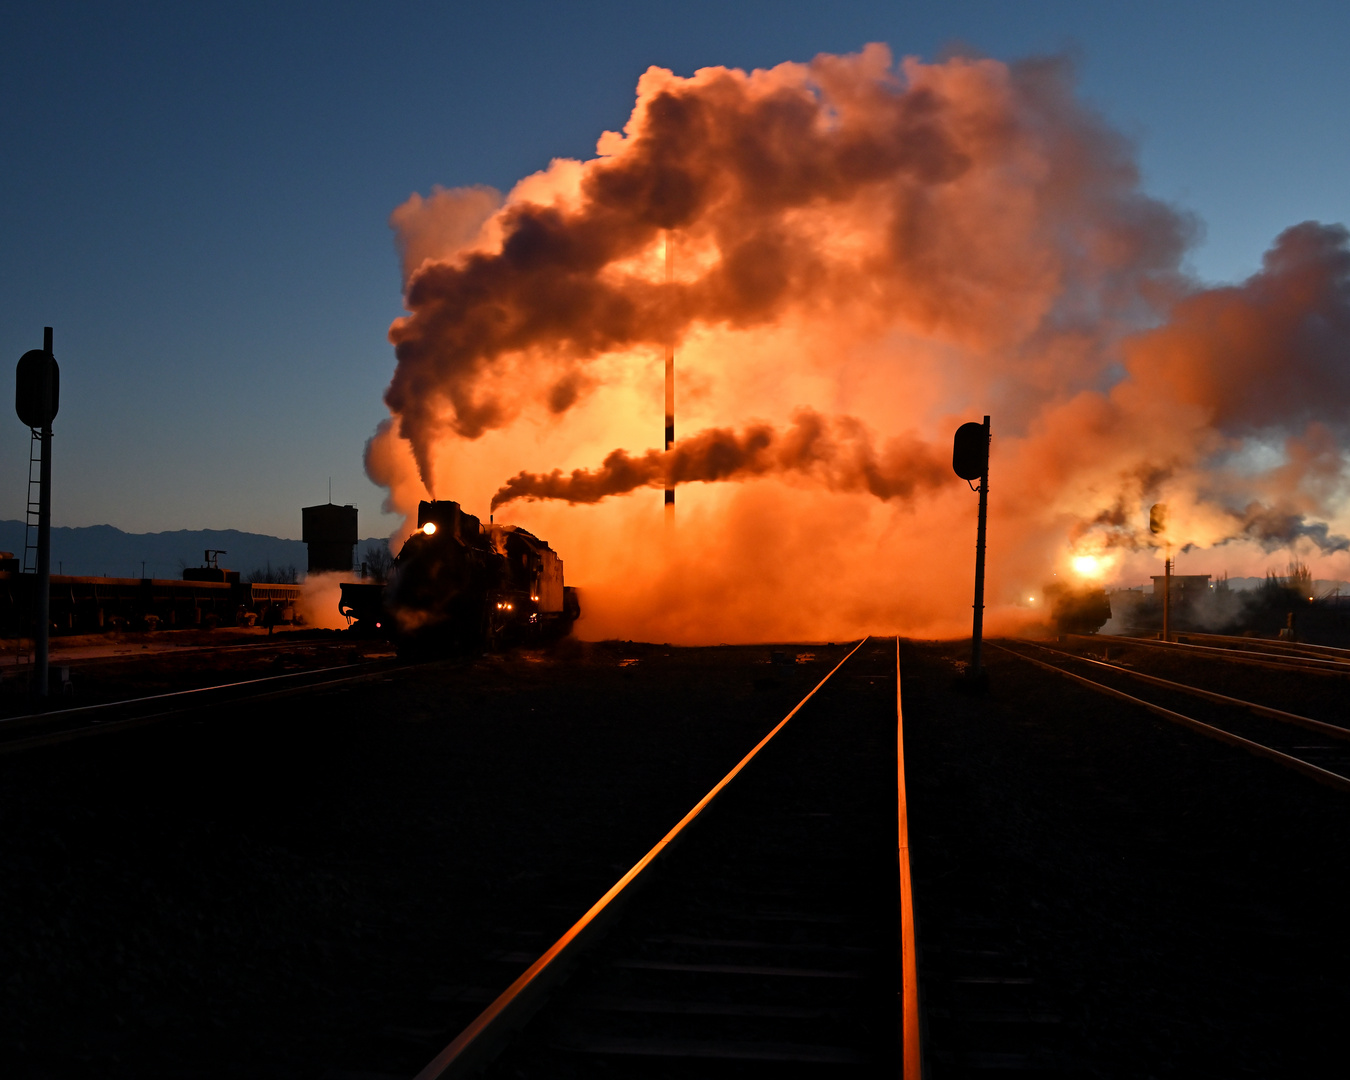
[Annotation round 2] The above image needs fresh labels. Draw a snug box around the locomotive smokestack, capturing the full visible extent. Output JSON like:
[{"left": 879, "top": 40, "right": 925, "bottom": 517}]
[{"left": 664, "top": 231, "right": 674, "bottom": 515}]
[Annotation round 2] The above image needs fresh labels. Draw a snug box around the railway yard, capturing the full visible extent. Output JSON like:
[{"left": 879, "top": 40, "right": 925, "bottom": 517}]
[{"left": 1, "top": 631, "right": 1348, "bottom": 1077}]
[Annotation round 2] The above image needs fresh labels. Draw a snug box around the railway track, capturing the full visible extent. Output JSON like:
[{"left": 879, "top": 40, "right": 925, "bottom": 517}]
[
  {"left": 1075, "top": 631, "right": 1350, "bottom": 675},
  {"left": 408, "top": 636, "right": 918, "bottom": 1078},
  {"left": 1167, "top": 630, "right": 1350, "bottom": 662},
  {"left": 0, "top": 632, "right": 355, "bottom": 671},
  {"left": 0, "top": 656, "right": 404, "bottom": 753},
  {"left": 999, "top": 639, "right": 1350, "bottom": 793}
]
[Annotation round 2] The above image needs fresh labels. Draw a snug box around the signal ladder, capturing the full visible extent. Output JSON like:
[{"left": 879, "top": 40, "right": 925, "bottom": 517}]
[
  {"left": 23, "top": 427, "right": 42, "bottom": 573},
  {"left": 9, "top": 428, "right": 44, "bottom": 679}
]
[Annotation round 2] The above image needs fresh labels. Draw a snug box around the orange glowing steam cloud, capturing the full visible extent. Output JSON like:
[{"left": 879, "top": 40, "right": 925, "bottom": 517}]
[
  {"left": 490, "top": 409, "right": 948, "bottom": 510},
  {"left": 366, "top": 45, "right": 1350, "bottom": 642}
]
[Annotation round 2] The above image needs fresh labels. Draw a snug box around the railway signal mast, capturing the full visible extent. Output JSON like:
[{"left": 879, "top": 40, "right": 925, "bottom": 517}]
[
  {"left": 15, "top": 327, "right": 60, "bottom": 698},
  {"left": 953, "top": 416, "right": 991, "bottom": 685}
]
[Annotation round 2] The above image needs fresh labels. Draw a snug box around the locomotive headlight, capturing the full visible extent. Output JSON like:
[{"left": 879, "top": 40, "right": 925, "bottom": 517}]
[{"left": 422, "top": 521, "right": 437, "bottom": 536}]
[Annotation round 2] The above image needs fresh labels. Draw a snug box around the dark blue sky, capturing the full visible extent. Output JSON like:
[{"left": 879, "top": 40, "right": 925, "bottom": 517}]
[{"left": 3, "top": 1, "right": 1346, "bottom": 539}]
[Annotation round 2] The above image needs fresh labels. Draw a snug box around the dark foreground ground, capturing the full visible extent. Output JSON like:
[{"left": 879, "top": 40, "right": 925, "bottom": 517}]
[
  {"left": 0, "top": 628, "right": 394, "bottom": 719},
  {"left": 904, "top": 640, "right": 1350, "bottom": 1077},
  {"left": 1, "top": 637, "right": 1347, "bottom": 1077},
  {"left": 0, "top": 639, "right": 852, "bottom": 1078}
]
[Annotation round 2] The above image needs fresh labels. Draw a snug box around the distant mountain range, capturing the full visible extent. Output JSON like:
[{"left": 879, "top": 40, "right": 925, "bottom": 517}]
[{"left": 0, "top": 521, "right": 390, "bottom": 580}]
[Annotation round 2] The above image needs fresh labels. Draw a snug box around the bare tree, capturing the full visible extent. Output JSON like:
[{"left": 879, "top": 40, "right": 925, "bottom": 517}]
[
  {"left": 1286, "top": 560, "right": 1314, "bottom": 600},
  {"left": 361, "top": 541, "right": 393, "bottom": 583},
  {"left": 246, "top": 562, "right": 298, "bottom": 584}
]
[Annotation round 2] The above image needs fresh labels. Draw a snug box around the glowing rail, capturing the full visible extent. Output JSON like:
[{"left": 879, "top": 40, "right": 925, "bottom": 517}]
[
  {"left": 414, "top": 637, "right": 872, "bottom": 1080},
  {"left": 896, "top": 636, "right": 922, "bottom": 1080}
]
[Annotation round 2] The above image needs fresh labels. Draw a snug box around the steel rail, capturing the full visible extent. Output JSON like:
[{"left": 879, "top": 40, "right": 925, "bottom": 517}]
[
  {"left": 1167, "top": 631, "right": 1350, "bottom": 662},
  {"left": 0, "top": 634, "right": 362, "bottom": 671},
  {"left": 1103, "top": 630, "right": 1350, "bottom": 663},
  {"left": 414, "top": 637, "right": 872, "bottom": 1080},
  {"left": 0, "top": 660, "right": 401, "bottom": 753},
  {"left": 896, "top": 636, "right": 922, "bottom": 1080},
  {"left": 1104, "top": 632, "right": 1350, "bottom": 672},
  {"left": 1021, "top": 640, "right": 1350, "bottom": 742},
  {"left": 1077, "top": 634, "right": 1350, "bottom": 675},
  {"left": 994, "top": 643, "right": 1350, "bottom": 795}
]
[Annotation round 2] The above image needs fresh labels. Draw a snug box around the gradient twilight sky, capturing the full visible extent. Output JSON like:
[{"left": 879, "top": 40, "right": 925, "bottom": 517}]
[{"left": 3, "top": 1, "right": 1347, "bottom": 541}]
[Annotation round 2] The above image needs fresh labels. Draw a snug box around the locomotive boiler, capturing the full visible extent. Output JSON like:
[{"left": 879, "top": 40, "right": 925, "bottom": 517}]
[{"left": 338, "top": 500, "right": 579, "bottom": 651}]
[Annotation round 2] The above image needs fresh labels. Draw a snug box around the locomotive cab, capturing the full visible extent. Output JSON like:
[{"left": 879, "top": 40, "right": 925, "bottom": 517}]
[{"left": 484, "top": 524, "right": 574, "bottom": 644}]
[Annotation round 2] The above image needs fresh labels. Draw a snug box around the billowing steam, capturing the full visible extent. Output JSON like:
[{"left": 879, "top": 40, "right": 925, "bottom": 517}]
[
  {"left": 366, "top": 45, "right": 1350, "bottom": 642},
  {"left": 490, "top": 409, "right": 947, "bottom": 510}
]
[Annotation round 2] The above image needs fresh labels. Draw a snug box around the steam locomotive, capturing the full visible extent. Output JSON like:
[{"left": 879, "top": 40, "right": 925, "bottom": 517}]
[{"left": 338, "top": 500, "right": 579, "bottom": 651}]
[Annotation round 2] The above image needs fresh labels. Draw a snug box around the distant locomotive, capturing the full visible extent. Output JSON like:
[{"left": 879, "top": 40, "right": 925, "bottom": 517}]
[{"left": 338, "top": 500, "right": 579, "bottom": 650}]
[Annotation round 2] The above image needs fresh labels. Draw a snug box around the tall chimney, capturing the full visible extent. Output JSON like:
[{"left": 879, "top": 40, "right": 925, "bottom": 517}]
[{"left": 664, "top": 232, "right": 675, "bottom": 514}]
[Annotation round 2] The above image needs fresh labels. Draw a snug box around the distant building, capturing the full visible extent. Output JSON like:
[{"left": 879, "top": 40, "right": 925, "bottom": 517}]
[
  {"left": 1150, "top": 574, "right": 1212, "bottom": 612},
  {"left": 1138, "top": 573, "right": 1214, "bottom": 629},
  {"left": 1108, "top": 574, "right": 1217, "bottom": 632},
  {"left": 302, "top": 503, "right": 357, "bottom": 574}
]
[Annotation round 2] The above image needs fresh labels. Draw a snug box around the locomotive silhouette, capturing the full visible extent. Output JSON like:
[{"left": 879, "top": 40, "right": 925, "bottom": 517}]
[{"left": 339, "top": 500, "right": 579, "bottom": 650}]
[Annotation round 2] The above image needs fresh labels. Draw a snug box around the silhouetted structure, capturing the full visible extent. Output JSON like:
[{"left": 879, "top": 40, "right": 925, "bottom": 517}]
[
  {"left": 302, "top": 503, "right": 357, "bottom": 574},
  {"left": 183, "top": 548, "right": 240, "bottom": 584},
  {"left": 0, "top": 571, "right": 292, "bottom": 634},
  {"left": 15, "top": 326, "right": 59, "bottom": 695},
  {"left": 1149, "top": 574, "right": 1211, "bottom": 622}
]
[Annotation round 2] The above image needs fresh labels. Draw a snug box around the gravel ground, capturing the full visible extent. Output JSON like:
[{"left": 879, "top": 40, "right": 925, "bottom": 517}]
[
  {"left": 0, "top": 639, "right": 845, "bottom": 1078},
  {"left": 1054, "top": 635, "right": 1350, "bottom": 726},
  {"left": 903, "top": 639, "right": 1350, "bottom": 1078},
  {"left": 4, "top": 636, "right": 1344, "bottom": 1078},
  {"left": 0, "top": 629, "right": 392, "bottom": 719}
]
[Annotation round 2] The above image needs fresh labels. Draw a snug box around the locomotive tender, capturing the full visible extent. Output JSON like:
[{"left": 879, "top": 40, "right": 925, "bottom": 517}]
[{"left": 339, "top": 499, "right": 579, "bottom": 650}]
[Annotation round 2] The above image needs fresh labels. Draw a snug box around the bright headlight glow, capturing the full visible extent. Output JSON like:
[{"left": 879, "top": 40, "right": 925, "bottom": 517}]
[{"left": 422, "top": 521, "right": 437, "bottom": 536}]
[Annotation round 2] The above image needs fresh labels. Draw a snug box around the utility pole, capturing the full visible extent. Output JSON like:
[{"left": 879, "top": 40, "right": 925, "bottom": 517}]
[
  {"left": 1163, "top": 553, "right": 1172, "bottom": 642},
  {"left": 1150, "top": 503, "right": 1170, "bottom": 642},
  {"left": 953, "top": 416, "right": 991, "bottom": 684},
  {"left": 972, "top": 416, "right": 990, "bottom": 676}
]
